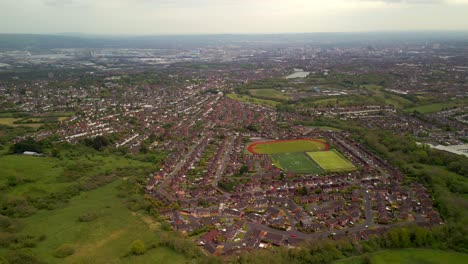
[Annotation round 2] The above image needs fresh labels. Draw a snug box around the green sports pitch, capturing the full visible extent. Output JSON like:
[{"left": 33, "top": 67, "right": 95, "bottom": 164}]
[
  {"left": 307, "top": 150, "right": 356, "bottom": 173},
  {"left": 247, "top": 139, "right": 328, "bottom": 154},
  {"left": 271, "top": 153, "right": 323, "bottom": 174}
]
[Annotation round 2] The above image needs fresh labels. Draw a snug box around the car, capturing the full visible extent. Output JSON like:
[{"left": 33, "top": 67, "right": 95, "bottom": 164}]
[{"left": 290, "top": 234, "right": 297, "bottom": 238}]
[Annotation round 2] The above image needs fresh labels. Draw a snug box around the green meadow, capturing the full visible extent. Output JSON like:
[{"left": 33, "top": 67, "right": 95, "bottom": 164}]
[
  {"left": 404, "top": 102, "right": 461, "bottom": 114},
  {"left": 248, "top": 89, "right": 290, "bottom": 101},
  {"left": 0, "top": 149, "right": 196, "bottom": 263},
  {"left": 12, "top": 180, "right": 188, "bottom": 264},
  {"left": 226, "top": 93, "right": 280, "bottom": 108},
  {"left": 335, "top": 248, "right": 468, "bottom": 264}
]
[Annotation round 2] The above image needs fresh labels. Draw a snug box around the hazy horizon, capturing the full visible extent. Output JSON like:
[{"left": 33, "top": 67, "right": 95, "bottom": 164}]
[{"left": 1, "top": 0, "right": 468, "bottom": 35}]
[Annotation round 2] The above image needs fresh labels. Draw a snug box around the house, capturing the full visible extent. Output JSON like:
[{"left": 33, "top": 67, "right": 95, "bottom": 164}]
[
  {"left": 203, "top": 242, "right": 217, "bottom": 254},
  {"left": 325, "top": 218, "right": 338, "bottom": 228},
  {"left": 199, "top": 230, "right": 219, "bottom": 245},
  {"left": 263, "top": 233, "right": 284, "bottom": 246},
  {"left": 265, "top": 207, "right": 280, "bottom": 218},
  {"left": 338, "top": 215, "right": 349, "bottom": 226},
  {"left": 223, "top": 208, "right": 243, "bottom": 218}
]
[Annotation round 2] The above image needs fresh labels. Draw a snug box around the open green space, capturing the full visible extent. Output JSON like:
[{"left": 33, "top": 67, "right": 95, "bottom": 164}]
[
  {"left": 404, "top": 102, "right": 461, "bottom": 114},
  {"left": 0, "top": 145, "right": 196, "bottom": 263},
  {"left": 307, "top": 126, "right": 342, "bottom": 132},
  {"left": 0, "top": 115, "right": 70, "bottom": 128},
  {"left": 307, "top": 150, "right": 356, "bottom": 172},
  {"left": 335, "top": 248, "right": 468, "bottom": 264},
  {"left": 226, "top": 93, "right": 280, "bottom": 108},
  {"left": 247, "top": 139, "right": 328, "bottom": 154},
  {"left": 248, "top": 89, "right": 289, "bottom": 101},
  {"left": 8, "top": 180, "right": 188, "bottom": 264},
  {"left": 271, "top": 153, "right": 323, "bottom": 174},
  {"left": 0, "top": 118, "right": 43, "bottom": 128},
  {"left": 0, "top": 153, "right": 153, "bottom": 198}
]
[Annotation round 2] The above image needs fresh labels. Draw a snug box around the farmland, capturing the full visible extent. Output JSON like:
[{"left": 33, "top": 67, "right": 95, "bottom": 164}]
[
  {"left": 307, "top": 150, "right": 356, "bottom": 172},
  {"left": 247, "top": 139, "right": 328, "bottom": 154},
  {"left": 271, "top": 153, "right": 323, "bottom": 174},
  {"left": 335, "top": 248, "right": 468, "bottom": 264}
]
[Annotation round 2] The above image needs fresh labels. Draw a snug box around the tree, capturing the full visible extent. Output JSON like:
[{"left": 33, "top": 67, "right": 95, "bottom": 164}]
[
  {"left": 10, "top": 137, "right": 43, "bottom": 154},
  {"left": 239, "top": 165, "right": 249, "bottom": 175},
  {"left": 53, "top": 244, "right": 75, "bottom": 258},
  {"left": 129, "top": 240, "right": 147, "bottom": 255},
  {"left": 297, "top": 186, "right": 308, "bottom": 196}
]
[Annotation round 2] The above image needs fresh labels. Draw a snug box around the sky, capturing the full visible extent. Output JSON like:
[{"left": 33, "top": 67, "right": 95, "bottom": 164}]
[{"left": 1, "top": 0, "right": 468, "bottom": 35}]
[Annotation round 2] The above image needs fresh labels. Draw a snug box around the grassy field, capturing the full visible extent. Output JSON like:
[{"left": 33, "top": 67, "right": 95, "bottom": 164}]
[
  {"left": 0, "top": 152, "right": 190, "bottom": 263},
  {"left": 0, "top": 112, "right": 72, "bottom": 128},
  {"left": 247, "top": 139, "right": 328, "bottom": 154},
  {"left": 0, "top": 154, "right": 153, "bottom": 197},
  {"left": 226, "top": 93, "right": 280, "bottom": 108},
  {"left": 248, "top": 89, "right": 289, "bottom": 101},
  {"left": 0, "top": 118, "right": 43, "bottom": 128},
  {"left": 271, "top": 153, "right": 323, "bottom": 174},
  {"left": 335, "top": 248, "right": 468, "bottom": 264},
  {"left": 307, "top": 126, "right": 342, "bottom": 132},
  {"left": 14, "top": 180, "right": 188, "bottom": 263},
  {"left": 404, "top": 102, "right": 460, "bottom": 114},
  {"left": 307, "top": 150, "right": 356, "bottom": 172}
]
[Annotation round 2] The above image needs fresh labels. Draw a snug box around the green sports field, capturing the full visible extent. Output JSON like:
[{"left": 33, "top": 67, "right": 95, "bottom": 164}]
[
  {"left": 271, "top": 153, "right": 323, "bottom": 174},
  {"left": 307, "top": 150, "right": 356, "bottom": 172},
  {"left": 248, "top": 139, "right": 328, "bottom": 154}
]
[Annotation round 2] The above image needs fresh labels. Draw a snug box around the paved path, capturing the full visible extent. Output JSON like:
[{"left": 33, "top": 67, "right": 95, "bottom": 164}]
[
  {"left": 212, "top": 135, "right": 235, "bottom": 191},
  {"left": 157, "top": 137, "right": 206, "bottom": 202}
]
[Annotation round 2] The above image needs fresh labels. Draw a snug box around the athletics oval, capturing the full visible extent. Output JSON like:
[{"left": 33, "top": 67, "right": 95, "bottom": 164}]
[{"left": 247, "top": 139, "right": 329, "bottom": 155}]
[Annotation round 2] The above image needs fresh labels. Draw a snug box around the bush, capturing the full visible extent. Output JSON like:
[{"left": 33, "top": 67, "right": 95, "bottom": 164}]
[
  {"left": 0, "top": 214, "right": 12, "bottom": 230},
  {"left": 77, "top": 211, "right": 98, "bottom": 222},
  {"left": 4, "top": 250, "right": 45, "bottom": 264},
  {"left": 129, "top": 240, "right": 147, "bottom": 255},
  {"left": 53, "top": 244, "right": 75, "bottom": 258},
  {"left": 0, "top": 232, "right": 15, "bottom": 248},
  {"left": 160, "top": 221, "right": 172, "bottom": 231},
  {"left": 1, "top": 197, "right": 36, "bottom": 218}
]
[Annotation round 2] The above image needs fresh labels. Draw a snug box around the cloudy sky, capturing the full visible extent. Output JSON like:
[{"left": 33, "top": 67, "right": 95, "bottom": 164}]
[{"left": 1, "top": 0, "right": 468, "bottom": 35}]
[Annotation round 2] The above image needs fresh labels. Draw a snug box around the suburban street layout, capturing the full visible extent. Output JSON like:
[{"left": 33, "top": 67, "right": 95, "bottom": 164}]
[
  {"left": 140, "top": 94, "right": 443, "bottom": 255},
  {"left": 1, "top": 32, "right": 467, "bottom": 262}
]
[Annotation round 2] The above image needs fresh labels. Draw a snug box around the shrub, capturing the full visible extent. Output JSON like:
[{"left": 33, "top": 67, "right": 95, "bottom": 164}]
[
  {"left": 53, "top": 244, "right": 75, "bottom": 258},
  {"left": 78, "top": 211, "right": 98, "bottom": 222},
  {"left": 0, "top": 232, "right": 15, "bottom": 248},
  {"left": 129, "top": 240, "right": 147, "bottom": 255},
  {"left": 0, "top": 214, "right": 12, "bottom": 230},
  {"left": 5, "top": 250, "right": 44, "bottom": 264}
]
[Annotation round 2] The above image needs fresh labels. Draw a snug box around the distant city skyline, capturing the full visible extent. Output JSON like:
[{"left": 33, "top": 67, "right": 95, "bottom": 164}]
[{"left": 1, "top": 0, "right": 468, "bottom": 35}]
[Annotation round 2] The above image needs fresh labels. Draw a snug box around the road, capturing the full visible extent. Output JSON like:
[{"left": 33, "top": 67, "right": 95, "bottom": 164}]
[
  {"left": 212, "top": 135, "right": 235, "bottom": 192},
  {"left": 363, "top": 189, "right": 374, "bottom": 227},
  {"left": 156, "top": 137, "right": 207, "bottom": 202}
]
